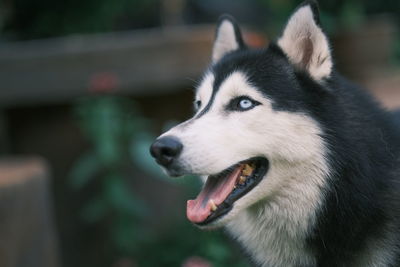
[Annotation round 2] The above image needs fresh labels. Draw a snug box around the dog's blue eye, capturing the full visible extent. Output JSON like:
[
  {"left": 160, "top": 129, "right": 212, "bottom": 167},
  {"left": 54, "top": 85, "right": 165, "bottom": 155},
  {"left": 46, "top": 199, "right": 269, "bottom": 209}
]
[
  {"left": 239, "top": 99, "right": 253, "bottom": 109},
  {"left": 227, "top": 96, "right": 260, "bottom": 111}
]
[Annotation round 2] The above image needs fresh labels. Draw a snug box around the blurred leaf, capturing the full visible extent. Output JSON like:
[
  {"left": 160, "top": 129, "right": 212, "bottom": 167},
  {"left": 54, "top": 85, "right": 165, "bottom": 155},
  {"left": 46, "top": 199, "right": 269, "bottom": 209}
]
[
  {"left": 104, "top": 174, "right": 147, "bottom": 217},
  {"left": 111, "top": 216, "right": 144, "bottom": 253},
  {"left": 340, "top": 1, "right": 365, "bottom": 30},
  {"left": 69, "top": 151, "right": 100, "bottom": 190},
  {"left": 203, "top": 240, "right": 231, "bottom": 262}
]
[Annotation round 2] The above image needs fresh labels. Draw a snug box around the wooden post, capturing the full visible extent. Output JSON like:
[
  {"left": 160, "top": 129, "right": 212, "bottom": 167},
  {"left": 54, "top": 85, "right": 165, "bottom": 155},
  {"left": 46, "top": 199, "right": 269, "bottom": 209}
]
[{"left": 0, "top": 157, "right": 60, "bottom": 267}]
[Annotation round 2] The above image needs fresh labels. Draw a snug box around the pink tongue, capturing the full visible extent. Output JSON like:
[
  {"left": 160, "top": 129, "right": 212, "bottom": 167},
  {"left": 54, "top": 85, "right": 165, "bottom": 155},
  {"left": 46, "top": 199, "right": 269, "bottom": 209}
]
[{"left": 186, "top": 165, "right": 244, "bottom": 223}]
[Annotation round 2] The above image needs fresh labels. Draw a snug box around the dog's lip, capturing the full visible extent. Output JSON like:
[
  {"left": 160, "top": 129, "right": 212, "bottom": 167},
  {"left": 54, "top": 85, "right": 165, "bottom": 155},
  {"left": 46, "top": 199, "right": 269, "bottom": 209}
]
[{"left": 187, "top": 157, "right": 269, "bottom": 226}]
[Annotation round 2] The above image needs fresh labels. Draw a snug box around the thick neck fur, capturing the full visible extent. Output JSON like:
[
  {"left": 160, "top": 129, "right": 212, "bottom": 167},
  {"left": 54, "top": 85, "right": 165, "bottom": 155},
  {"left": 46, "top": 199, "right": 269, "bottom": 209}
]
[
  {"left": 226, "top": 155, "right": 400, "bottom": 267},
  {"left": 226, "top": 158, "right": 327, "bottom": 267},
  {"left": 311, "top": 75, "right": 400, "bottom": 266}
]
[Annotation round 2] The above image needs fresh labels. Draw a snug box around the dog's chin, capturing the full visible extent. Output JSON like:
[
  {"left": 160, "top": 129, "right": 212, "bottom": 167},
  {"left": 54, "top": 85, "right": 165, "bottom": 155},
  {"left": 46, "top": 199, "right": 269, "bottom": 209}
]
[
  {"left": 185, "top": 157, "right": 269, "bottom": 227},
  {"left": 195, "top": 206, "right": 242, "bottom": 230},
  {"left": 164, "top": 169, "right": 184, "bottom": 177}
]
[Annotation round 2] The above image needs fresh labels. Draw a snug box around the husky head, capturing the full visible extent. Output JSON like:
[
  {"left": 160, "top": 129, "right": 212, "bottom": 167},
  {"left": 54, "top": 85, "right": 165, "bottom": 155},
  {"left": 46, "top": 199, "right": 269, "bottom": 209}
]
[{"left": 150, "top": 1, "right": 331, "bottom": 229}]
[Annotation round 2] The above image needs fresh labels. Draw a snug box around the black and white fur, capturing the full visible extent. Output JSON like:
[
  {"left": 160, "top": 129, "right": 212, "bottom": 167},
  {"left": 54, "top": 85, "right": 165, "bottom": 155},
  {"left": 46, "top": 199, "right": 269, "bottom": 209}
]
[{"left": 151, "top": 1, "right": 400, "bottom": 266}]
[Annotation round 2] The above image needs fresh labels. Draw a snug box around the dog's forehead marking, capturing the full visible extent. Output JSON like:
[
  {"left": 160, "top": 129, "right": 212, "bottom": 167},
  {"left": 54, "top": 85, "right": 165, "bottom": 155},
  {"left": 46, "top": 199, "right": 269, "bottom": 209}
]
[
  {"left": 215, "top": 71, "right": 267, "bottom": 104},
  {"left": 196, "top": 73, "right": 214, "bottom": 108},
  {"left": 195, "top": 73, "right": 215, "bottom": 118},
  {"left": 196, "top": 71, "right": 269, "bottom": 118}
]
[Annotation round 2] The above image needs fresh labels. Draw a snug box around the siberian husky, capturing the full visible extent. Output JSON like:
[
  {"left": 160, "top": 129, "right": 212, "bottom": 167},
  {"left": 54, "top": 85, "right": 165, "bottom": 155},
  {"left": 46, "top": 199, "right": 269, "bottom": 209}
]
[{"left": 150, "top": 1, "right": 400, "bottom": 266}]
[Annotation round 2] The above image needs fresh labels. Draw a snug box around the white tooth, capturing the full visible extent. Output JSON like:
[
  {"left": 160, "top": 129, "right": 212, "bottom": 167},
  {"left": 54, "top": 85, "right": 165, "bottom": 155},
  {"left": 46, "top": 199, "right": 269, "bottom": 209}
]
[
  {"left": 210, "top": 199, "right": 217, "bottom": 211},
  {"left": 239, "top": 176, "right": 246, "bottom": 184}
]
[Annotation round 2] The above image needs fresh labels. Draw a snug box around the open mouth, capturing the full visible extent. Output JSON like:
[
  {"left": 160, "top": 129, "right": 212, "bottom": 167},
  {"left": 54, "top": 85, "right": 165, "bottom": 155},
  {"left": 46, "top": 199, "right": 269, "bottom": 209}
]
[{"left": 186, "top": 157, "right": 269, "bottom": 226}]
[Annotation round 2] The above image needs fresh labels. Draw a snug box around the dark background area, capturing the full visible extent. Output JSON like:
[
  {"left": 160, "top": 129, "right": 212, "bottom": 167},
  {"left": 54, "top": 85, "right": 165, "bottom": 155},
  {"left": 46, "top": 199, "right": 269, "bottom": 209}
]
[{"left": 0, "top": 0, "right": 400, "bottom": 267}]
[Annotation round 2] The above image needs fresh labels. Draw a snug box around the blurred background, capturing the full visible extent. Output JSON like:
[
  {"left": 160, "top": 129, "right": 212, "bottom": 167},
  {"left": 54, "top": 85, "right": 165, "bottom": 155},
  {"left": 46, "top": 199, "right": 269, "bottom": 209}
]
[{"left": 0, "top": 0, "right": 399, "bottom": 266}]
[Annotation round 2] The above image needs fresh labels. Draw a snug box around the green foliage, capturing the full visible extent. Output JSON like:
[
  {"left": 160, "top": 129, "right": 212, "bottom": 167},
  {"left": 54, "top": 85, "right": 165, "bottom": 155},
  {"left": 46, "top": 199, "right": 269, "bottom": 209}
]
[
  {"left": 70, "top": 96, "right": 151, "bottom": 257},
  {"left": 136, "top": 221, "right": 249, "bottom": 267},
  {"left": 256, "top": 0, "right": 400, "bottom": 34},
  {"left": 3, "top": 0, "right": 159, "bottom": 39}
]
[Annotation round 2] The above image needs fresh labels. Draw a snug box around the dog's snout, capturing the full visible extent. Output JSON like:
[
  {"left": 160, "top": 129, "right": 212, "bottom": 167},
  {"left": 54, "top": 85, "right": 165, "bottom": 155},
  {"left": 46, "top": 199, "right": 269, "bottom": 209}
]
[{"left": 150, "top": 136, "right": 183, "bottom": 166}]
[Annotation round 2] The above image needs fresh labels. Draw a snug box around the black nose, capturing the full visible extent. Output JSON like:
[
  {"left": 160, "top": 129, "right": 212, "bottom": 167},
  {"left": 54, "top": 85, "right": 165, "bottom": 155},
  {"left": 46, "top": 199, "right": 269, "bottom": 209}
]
[{"left": 150, "top": 136, "right": 183, "bottom": 166}]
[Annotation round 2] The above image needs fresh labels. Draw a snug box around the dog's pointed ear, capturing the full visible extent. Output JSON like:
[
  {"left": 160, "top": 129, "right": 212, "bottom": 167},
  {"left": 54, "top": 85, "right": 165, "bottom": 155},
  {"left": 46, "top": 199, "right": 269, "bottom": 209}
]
[
  {"left": 277, "top": 1, "right": 332, "bottom": 81},
  {"left": 212, "top": 15, "right": 245, "bottom": 63}
]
